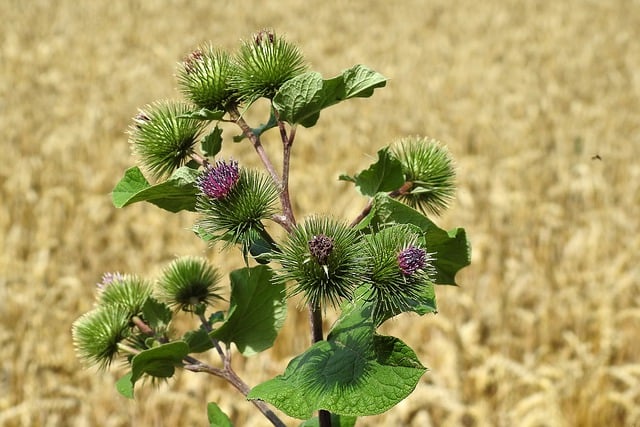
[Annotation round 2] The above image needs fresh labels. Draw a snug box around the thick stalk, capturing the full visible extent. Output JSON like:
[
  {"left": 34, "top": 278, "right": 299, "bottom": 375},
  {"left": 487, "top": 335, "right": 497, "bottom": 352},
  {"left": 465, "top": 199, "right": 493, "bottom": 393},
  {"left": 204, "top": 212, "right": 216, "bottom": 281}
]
[{"left": 308, "top": 303, "right": 332, "bottom": 427}]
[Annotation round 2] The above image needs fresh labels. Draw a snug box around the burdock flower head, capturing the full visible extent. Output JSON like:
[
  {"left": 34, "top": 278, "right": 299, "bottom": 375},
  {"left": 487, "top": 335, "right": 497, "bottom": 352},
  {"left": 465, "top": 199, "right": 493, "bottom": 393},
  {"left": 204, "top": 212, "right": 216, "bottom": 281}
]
[
  {"left": 129, "top": 101, "right": 206, "bottom": 180},
  {"left": 391, "top": 136, "right": 456, "bottom": 216},
  {"left": 273, "top": 216, "right": 367, "bottom": 309},
  {"left": 196, "top": 159, "right": 240, "bottom": 199},
  {"left": 156, "top": 256, "right": 222, "bottom": 313},
  {"left": 364, "top": 225, "right": 436, "bottom": 322},
  {"left": 72, "top": 305, "right": 132, "bottom": 370},
  {"left": 232, "top": 28, "right": 308, "bottom": 103},
  {"left": 195, "top": 161, "right": 278, "bottom": 251},
  {"left": 177, "top": 44, "right": 237, "bottom": 111},
  {"left": 397, "top": 246, "right": 427, "bottom": 276}
]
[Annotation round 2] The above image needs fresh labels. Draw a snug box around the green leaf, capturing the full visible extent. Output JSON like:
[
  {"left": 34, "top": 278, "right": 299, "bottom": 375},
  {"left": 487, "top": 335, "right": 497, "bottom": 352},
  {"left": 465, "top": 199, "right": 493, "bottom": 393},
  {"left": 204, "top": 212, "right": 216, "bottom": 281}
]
[
  {"left": 202, "top": 126, "right": 223, "bottom": 157},
  {"left": 141, "top": 298, "right": 172, "bottom": 331},
  {"left": 178, "top": 108, "right": 225, "bottom": 121},
  {"left": 112, "top": 166, "right": 199, "bottom": 213},
  {"left": 207, "top": 402, "right": 233, "bottom": 427},
  {"left": 248, "top": 300, "right": 426, "bottom": 419},
  {"left": 130, "top": 341, "right": 189, "bottom": 383},
  {"left": 367, "top": 194, "right": 471, "bottom": 285},
  {"left": 342, "top": 64, "right": 387, "bottom": 98},
  {"left": 272, "top": 71, "right": 324, "bottom": 125},
  {"left": 210, "top": 266, "right": 286, "bottom": 356},
  {"left": 273, "top": 65, "right": 386, "bottom": 127},
  {"left": 300, "top": 414, "right": 357, "bottom": 427},
  {"left": 183, "top": 328, "right": 214, "bottom": 353},
  {"left": 339, "top": 147, "right": 405, "bottom": 196},
  {"left": 116, "top": 372, "right": 134, "bottom": 399}
]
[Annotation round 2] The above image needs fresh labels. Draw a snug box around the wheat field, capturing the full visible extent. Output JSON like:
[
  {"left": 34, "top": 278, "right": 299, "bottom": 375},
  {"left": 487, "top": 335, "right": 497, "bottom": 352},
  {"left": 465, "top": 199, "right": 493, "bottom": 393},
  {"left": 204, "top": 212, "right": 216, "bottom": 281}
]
[{"left": 1, "top": 1, "right": 639, "bottom": 426}]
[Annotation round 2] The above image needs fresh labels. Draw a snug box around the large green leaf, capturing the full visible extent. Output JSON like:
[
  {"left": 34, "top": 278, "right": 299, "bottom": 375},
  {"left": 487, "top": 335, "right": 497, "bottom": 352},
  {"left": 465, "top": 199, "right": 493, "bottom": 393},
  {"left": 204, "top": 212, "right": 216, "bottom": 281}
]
[
  {"left": 367, "top": 194, "right": 471, "bottom": 285},
  {"left": 247, "top": 300, "right": 426, "bottom": 419},
  {"left": 339, "top": 147, "right": 405, "bottom": 196},
  {"left": 273, "top": 65, "right": 386, "bottom": 127},
  {"left": 112, "top": 166, "right": 199, "bottom": 212},
  {"left": 210, "top": 266, "right": 286, "bottom": 356}
]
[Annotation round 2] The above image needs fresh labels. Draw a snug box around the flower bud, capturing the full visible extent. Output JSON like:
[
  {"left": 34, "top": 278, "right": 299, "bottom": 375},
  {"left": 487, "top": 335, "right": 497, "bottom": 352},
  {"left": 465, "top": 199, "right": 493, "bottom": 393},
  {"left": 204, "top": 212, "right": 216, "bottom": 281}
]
[
  {"left": 72, "top": 306, "right": 132, "bottom": 370},
  {"left": 96, "top": 274, "right": 153, "bottom": 318},
  {"left": 177, "top": 45, "right": 237, "bottom": 111},
  {"left": 391, "top": 136, "right": 456, "bottom": 216},
  {"left": 156, "top": 256, "right": 222, "bottom": 312},
  {"left": 128, "top": 101, "right": 206, "bottom": 180},
  {"left": 232, "top": 29, "right": 308, "bottom": 102}
]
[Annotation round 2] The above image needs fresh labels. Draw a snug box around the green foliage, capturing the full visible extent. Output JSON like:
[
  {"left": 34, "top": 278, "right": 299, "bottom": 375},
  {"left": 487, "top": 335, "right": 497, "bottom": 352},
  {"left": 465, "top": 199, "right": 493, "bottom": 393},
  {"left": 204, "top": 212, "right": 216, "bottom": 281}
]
[
  {"left": 248, "top": 299, "right": 426, "bottom": 419},
  {"left": 112, "top": 165, "right": 199, "bottom": 213},
  {"left": 273, "top": 64, "right": 387, "bottom": 127},
  {"left": 207, "top": 402, "right": 233, "bottom": 427},
  {"left": 210, "top": 266, "right": 286, "bottom": 356},
  {"left": 75, "top": 29, "right": 471, "bottom": 427},
  {"left": 339, "top": 147, "right": 405, "bottom": 197}
]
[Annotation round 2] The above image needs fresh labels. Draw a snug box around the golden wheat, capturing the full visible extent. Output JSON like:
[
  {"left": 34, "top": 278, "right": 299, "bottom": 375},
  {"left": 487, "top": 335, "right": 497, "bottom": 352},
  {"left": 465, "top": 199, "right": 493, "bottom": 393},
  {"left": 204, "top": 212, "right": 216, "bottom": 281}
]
[{"left": 1, "top": 1, "right": 639, "bottom": 426}]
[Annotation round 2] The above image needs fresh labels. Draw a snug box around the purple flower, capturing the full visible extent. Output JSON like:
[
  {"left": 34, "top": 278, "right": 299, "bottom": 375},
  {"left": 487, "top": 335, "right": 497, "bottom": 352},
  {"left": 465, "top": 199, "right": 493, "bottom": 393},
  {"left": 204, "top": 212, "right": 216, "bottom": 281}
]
[
  {"left": 397, "top": 246, "right": 427, "bottom": 276},
  {"left": 197, "top": 160, "right": 240, "bottom": 199},
  {"left": 308, "top": 234, "right": 334, "bottom": 265},
  {"left": 97, "top": 272, "right": 124, "bottom": 290}
]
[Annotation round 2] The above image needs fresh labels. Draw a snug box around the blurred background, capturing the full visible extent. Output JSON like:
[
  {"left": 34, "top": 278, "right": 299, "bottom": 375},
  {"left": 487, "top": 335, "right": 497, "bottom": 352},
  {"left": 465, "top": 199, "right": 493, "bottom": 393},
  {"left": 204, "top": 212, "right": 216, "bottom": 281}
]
[{"left": 1, "top": 1, "right": 639, "bottom": 426}]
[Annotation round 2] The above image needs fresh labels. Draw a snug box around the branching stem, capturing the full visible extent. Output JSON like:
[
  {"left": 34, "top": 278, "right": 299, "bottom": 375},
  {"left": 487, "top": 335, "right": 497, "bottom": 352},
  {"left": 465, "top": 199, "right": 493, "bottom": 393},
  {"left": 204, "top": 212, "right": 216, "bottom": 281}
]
[{"left": 183, "top": 357, "right": 286, "bottom": 427}]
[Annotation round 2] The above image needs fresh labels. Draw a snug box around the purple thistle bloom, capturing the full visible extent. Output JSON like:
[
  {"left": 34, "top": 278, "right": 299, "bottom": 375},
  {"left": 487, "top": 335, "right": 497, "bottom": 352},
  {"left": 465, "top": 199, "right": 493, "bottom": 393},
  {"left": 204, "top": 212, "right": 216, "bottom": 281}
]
[
  {"left": 197, "top": 160, "right": 240, "bottom": 199},
  {"left": 308, "top": 234, "right": 334, "bottom": 265},
  {"left": 397, "top": 246, "right": 427, "bottom": 276}
]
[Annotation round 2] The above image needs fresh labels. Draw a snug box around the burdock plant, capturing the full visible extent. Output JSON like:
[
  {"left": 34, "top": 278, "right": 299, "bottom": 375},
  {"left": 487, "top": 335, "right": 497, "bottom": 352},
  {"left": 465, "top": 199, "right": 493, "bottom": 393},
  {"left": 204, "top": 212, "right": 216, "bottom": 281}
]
[{"left": 72, "top": 29, "right": 471, "bottom": 427}]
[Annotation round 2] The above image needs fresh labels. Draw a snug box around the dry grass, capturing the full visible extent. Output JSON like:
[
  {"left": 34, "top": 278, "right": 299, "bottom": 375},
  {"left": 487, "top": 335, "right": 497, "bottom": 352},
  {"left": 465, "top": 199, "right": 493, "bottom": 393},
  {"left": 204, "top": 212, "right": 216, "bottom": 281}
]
[{"left": 1, "top": 0, "right": 639, "bottom": 426}]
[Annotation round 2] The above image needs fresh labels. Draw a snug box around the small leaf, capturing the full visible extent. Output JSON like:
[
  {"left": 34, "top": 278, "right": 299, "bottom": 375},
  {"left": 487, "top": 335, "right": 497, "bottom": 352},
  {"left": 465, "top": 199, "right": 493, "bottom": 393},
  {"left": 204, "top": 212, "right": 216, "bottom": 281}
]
[
  {"left": 339, "top": 147, "right": 405, "bottom": 196},
  {"left": 130, "top": 341, "right": 189, "bottom": 383},
  {"left": 141, "top": 298, "right": 172, "bottom": 331},
  {"left": 342, "top": 64, "right": 387, "bottom": 98},
  {"left": 112, "top": 166, "right": 199, "bottom": 213},
  {"left": 210, "top": 266, "right": 286, "bottom": 356},
  {"left": 272, "top": 71, "right": 324, "bottom": 125},
  {"left": 207, "top": 402, "right": 233, "bottom": 427},
  {"left": 116, "top": 372, "right": 134, "bottom": 399},
  {"left": 178, "top": 108, "right": 225, "bottom": 121},
  {"left": 202, "top": 126, "right": 223, "bottom": 157},
  {"left": 273, "top": 65, "right": 387, "bottom": 127},
  {"left": 183, "top": 328, "right": 214, "bottom": 354},
  {"left": 367, "top": 194, "right": 471, "bottom": 285},
  {"left": 248, "top": 300, "right": 426, "bottom": 419}
]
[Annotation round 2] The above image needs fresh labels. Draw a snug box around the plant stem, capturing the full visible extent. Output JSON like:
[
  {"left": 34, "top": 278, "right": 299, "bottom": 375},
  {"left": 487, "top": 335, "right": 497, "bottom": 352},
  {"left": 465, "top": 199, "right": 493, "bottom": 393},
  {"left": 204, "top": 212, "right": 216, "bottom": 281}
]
[
  {"left": 350, "top": 181, "right": 414, "bottom": 227},
  {"left": 308, "top": 303, "right": 332, "bottom": 426},
  {"left": 183, "top": 358, "right": 286, "bottom": 427},
  {"left": 309, "top": 302, "right": 324, "bottom": 343},
  {"left": 275, "top": 109, "right": 297, "bottom": 229},
  {"left": 229, "top": 107, "right": 282, "bottom": 187}
]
